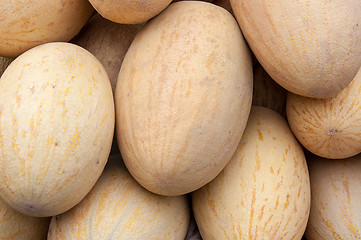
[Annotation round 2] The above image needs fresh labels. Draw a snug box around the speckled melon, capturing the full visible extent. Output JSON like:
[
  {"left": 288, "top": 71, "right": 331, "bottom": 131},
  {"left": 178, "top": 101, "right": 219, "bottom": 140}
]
[
  {"left": 231, "top": 0, "right": 361, "bottom": 98},
  {"left": 192, "top": 106, "right": 311, "bottom": 239},
  {"left": 0, "top": 42, "right": 115, "bottom": 217},
  {"left": 0, "top": 0, "right": 93, "bottom": 57},
  {"left": 287, "top": 66, "right": 361, "bottom": 159},
  {"left": 115, "top": 1, "right": 253, "bottom": 196},
  {"left": 48, "top": 154, "right": 190, "bottom": 239},
  {"left": 305, "top": 153, "right": 361, "bottom": 240},
  {"left": 88, "top": 0, "right": 172, "bottom": 24}
]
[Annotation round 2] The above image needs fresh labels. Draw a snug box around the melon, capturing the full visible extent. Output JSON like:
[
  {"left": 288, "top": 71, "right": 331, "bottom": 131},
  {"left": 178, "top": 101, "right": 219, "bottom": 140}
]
[
  {"left": 48, "top": 154, "right": 190, "bottom": 239},
  {"left": 192, "top": 106, "right": 311, "bottom": 239},
  {"left": 305, "top": 153, "right": 361, "bottom": 240},
  {"left": 88, "top": 0, "right": 173, "bottom": 24},
  {"left": 230, "top": 0, "right": 361, "bottom": 98},
  {"left": 0, "top": 0, "right": 93, "bottom": 57},
  {"left": 115, "top": 1, "right": 253, "bottom": 196},
  {"left": 0, "top": 42, "right": 114, "bottom": 217},
  {"left": 287, "top": 66, "right": 361, "bottom": 159}
]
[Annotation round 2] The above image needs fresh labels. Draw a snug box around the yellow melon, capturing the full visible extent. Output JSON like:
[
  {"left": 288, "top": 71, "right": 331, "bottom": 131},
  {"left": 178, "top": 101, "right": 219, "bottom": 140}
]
[
  {"left": 88, "top": 0, "right": 173, "bottom": 24},
  {"left": 48, "top": 154, "right": 190, "bottom": 239},
  {"left": 192, "top": 106, "right": 311, "bottom": 239},
  {"left": 287, "top": 66, "right": 361, "bottom": 159},
  {"left": 230, "top": 0, "right": 361, "bottom": 98},
  {"left": 0, "top": 0, "right": 93, "bottom": 57},
  {"left": 305, "top": 153, "right": 361, "bottom": 240},
  {"left": 0, "top": 42, "right": 114, "bottom": 217},
  {"left": 115, "top": 1, "right": 253, "bottom": 196}
]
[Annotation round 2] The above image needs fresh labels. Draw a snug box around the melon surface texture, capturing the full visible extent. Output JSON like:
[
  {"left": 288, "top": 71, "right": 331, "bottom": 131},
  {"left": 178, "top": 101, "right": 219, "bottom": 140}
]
[{"left": 115, "top": 1, "right": 253, "bottom": 196}]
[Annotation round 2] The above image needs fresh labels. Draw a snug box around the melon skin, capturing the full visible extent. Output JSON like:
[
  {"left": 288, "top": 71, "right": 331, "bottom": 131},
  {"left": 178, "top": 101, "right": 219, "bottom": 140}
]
[
  {"left": 0, "top": 197, "right": 50, "bottom": 240},
  {"left": 230, "top": 0, "right": 361, "bottom": 98},
  {"left": 88, "top": 0, "right": 173, "bottom": 24},
  {"left": 115, "top": 1, "right": 253, "bottom": 196},
  {"left": 305, "top": 153, "right": 361, "bottom": 240},
  {"left": 0, "top": 42, "right": 115, "bottom": 217},
  {"left": 286, "top": 66, "right": 361, "bottom": 159},
  {"left": 48, "top": 154, "right": 190, "bottom": 240},
  {"left": 192, "top": 106, "right": 311, "bottom": 240},
  {"left": 0, "top": 0, "right": 93, "bottom": 58}
]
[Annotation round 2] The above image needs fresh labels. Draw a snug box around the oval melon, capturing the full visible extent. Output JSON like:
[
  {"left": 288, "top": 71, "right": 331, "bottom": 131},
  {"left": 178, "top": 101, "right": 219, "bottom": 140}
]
[
  {"left": 287, "top": 66, "right": 361, "bottom": 159},
  {"left": 305, "top": 153, "right": 361, "bottom": 240},
  {"left": 115, "top": 1, "right": 253, "bottom": 196},
  {"left": 48, "top": 154, "right": 190, "bottom": 239},
  {"left": 231, "top": 0, "right": 361, "bottom": 98},
  {"left": 0, "top": 42, "right": 115, "bottom": 217},
  {"left": 192, "top": 106, "right": 311, "bottom": 239},
  {"left": 88, "top": 0, "right": 173, "bottom": 24},
  {"left": 0, "top": 0, "right": 93, "bottom": 58}
]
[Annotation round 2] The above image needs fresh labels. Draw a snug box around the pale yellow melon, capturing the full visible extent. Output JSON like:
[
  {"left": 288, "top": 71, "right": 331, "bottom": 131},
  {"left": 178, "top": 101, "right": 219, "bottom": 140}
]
[
  {"left": 287, "top": 66, "right": 361, "bottom": 159},
  {"left": 230, "top": 0, "right": 361, "bottom": 98},
  {"left": 88, "top": 0, "right": 173, "bottom": 24},
  {"left": 305, "top": 153, "right": 361, "bottom": 240},
  {"left": 0, "top": 42, "right": 114, "bottom": 217},
  {"left": 115, "top": 1, "right": 253, "bottom": 196},
  {"left": 71, "top": 14, "right": 144, "bottom": 95},
  {"left": 0, "top": 197, "right": 50, "bottom": 240},
  {"left": 192, "top": 106, "right": 311, "bottom": 240},
  {"left": 48, "top": 154, "right": 190, "bottom": 239},
  {"left": 0, "top": 0, "right": 93, "bottom": 58}
]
